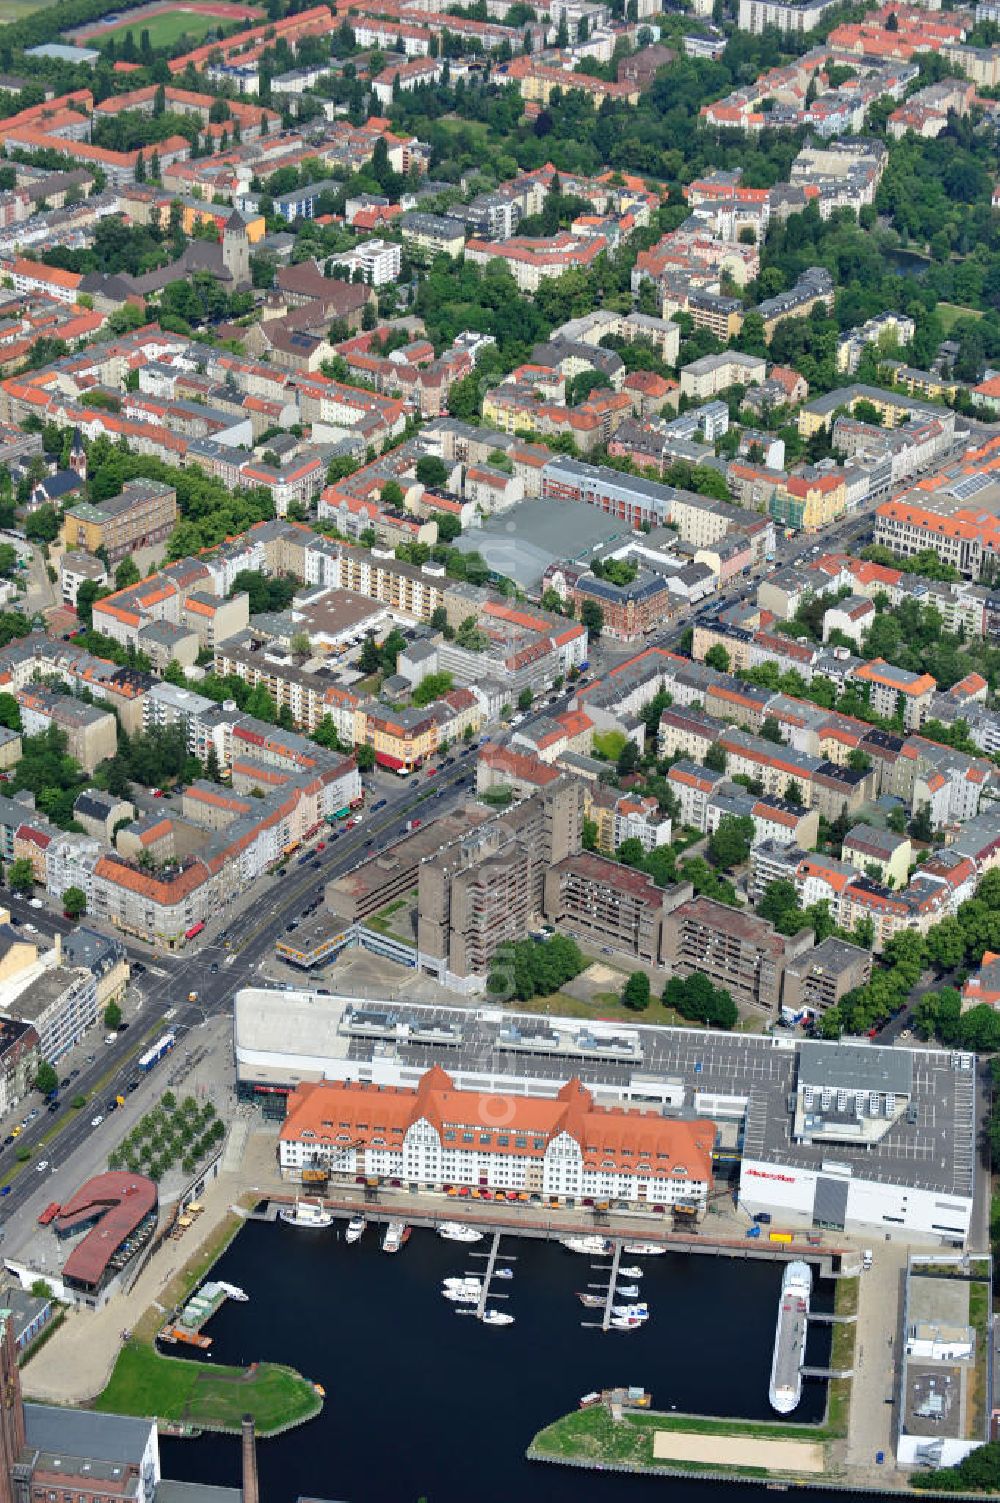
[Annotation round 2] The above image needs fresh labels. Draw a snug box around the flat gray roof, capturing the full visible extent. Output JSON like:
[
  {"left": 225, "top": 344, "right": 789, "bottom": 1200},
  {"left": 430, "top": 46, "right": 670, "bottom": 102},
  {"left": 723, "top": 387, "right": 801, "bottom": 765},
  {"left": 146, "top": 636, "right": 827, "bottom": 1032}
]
[
  {"left": 24, "top": 1404, "right": 153, "bottom": 1463},
  {"left": 798, "top": 1040, "right": 913, "bottom": 1096},
  {"left": 453, "top": 499, "right": 628, "bottom": 589}
]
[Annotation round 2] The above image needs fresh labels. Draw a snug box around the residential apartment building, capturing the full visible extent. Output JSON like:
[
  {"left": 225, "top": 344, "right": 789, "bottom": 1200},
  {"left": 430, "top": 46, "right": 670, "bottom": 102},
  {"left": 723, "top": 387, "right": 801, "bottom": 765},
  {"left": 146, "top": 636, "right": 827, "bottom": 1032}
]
[
  {"left": 662, "top": 894, "right": 813, "bottom": 1012},
  {"left": 16, "top": 687, "right": 116, "bottom": 773},
  {"left": 542, "top": 853, "right": 686, "bottom": 965},
  {"left": 417, "top": 778, "right": 583, "bottom": 981}
]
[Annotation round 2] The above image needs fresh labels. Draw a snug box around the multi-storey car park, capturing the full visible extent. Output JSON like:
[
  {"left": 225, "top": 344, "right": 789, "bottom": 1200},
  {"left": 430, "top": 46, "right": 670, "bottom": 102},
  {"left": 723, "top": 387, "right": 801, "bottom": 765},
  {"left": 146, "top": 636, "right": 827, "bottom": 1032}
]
[{"left": 234, "top": 987, "right": 978, "bottom": 1245}]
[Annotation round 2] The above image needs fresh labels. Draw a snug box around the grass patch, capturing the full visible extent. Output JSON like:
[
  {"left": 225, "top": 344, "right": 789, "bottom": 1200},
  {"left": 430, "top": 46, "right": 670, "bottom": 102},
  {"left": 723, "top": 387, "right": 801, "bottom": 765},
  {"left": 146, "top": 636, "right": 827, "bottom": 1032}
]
[
  {"left": 365, "top": 891, "right": 416, "bottom": 946},
  {"left": 96, "top": 1341, "right": 320, "bottom": 1435},
  {"left": 827, "top": 1276, "right": 858, "bottom": 1438},
  {"left": 592, "top": 730, "right": 627, "bottom": 761},
  {"left": 531, "top": 1407, "right": 830, "bottom": 1472},
  {"left": 512, "top": 989, "right": 697, "bottom": 1028},
  {"left": 967, "top": 1279, "right": 990, "bottom": 1438},
  {"left": 937, "top": 302, "right": 981, "bottom": 335}
]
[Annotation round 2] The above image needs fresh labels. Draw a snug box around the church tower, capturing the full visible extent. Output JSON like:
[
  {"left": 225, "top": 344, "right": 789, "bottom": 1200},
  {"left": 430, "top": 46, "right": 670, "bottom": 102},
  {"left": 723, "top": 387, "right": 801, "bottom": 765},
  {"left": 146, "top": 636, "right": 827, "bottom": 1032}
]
[
  {"left": 222, "top": 210, "right": 251, "bottom": 289},
  {"left": 69, "top": 427, "right": 86, "bottom": 481}
]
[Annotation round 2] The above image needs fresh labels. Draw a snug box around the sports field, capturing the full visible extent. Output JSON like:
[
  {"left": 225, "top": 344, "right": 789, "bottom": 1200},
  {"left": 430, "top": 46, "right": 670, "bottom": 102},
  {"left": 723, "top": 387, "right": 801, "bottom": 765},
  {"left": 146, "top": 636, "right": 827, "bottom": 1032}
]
[{"left": 70, "top": 0, "right": 260, "bottom": 46}]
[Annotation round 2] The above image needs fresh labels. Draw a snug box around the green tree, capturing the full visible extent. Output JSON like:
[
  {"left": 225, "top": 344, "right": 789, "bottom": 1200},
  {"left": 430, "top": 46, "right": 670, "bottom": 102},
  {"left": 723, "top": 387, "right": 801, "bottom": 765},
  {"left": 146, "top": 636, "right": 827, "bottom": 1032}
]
[
  {"left": 622, "top": 971, "right": 650, "bottom": 1011},
  {"left": 104, "top": 999, "right": 122, "bottom": 1031},
  {"left": 517, "top": 687, "right": 533, "bottom": 711},
  {"left": 359, "top": 634, "right": 382, "bottom": 675},
  {"left": 617, "top": 739, "right": 640, "bottom": 776},
  {"left": 708, "top": 814, "right": 755, "bottom": 871},
  {"left": 704, "top": 744, "right": 727, "bottom": 774},
  {"left": 705, "top": 643, "right": 730, "bottom": 673},
  {"left": 34, "top": 1061, "right": 57, "bottom": 1096},
  {"left": 356, "top": 745, "right": 375, "bottom": 772},
  {"left": 580, "top": 599, "right": 604, "bottom": 639},
  {"left": 9, "top": 857, "right": 34, "bottom": 892},
  {"left": 415, "top": 455, "right": 448, "bottom": 488},
  {"left": 62, "top": 885, "right": 86, "bottom": 918},
  {"left": 114, "top": 556, "right": 140, "bottom": 590}
]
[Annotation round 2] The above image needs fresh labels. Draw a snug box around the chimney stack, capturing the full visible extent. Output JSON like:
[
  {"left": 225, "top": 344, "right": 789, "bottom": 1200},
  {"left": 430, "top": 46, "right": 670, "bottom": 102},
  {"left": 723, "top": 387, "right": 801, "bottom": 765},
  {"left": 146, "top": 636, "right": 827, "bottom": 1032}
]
[{"left": 241, "top": 1415, "right": 259, "bottom": 1503}]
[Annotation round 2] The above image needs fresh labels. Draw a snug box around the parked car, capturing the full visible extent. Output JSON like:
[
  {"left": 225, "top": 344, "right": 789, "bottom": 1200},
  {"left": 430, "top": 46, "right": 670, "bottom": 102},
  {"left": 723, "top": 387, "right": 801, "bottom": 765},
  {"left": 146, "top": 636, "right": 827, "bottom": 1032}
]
[
  {"left": 90, "top": 1115, "right": 103, "bottom": 1128},
  {"left": 36, "top": 1160, "right": 49, "bottom": 1173}
]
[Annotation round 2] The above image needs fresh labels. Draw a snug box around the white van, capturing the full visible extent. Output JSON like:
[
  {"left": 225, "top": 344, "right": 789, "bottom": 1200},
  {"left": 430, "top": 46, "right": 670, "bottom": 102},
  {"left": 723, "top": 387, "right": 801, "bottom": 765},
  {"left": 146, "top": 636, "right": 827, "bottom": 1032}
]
[{"left": 862, "top": 1248, "right": 873, "bottom": 1270}]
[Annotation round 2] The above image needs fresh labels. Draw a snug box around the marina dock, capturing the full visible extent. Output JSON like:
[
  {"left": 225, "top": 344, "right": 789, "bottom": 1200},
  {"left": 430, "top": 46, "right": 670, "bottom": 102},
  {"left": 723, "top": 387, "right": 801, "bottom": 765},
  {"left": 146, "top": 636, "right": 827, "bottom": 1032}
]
[
  {"left": 601, "top": 1242, "right": 623, "bottom": 1332},
  {"left": 474, "top": 1232, "right": 502, "bottom": 1318}
]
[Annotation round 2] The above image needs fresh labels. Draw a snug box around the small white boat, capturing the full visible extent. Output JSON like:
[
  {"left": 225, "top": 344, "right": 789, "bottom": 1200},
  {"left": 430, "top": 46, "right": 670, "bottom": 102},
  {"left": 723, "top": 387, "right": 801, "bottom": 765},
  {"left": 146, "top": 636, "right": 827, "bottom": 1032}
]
[
  {"left": 579, "top": 1392, "right": 602, "bottom": 1408},
  {"left": 622, "top": 1242, "right": 665, "bottom": 1255},
  {"left": 481, "top": 1309, "right": 514, "bottom": 1326},
  {"left": 279, "top": 1197, "right": 333, "bottom": 1229},
  {"left": 443, "top": 1277, "right": 481, "bottom": 1290},
  {"left": 438, "top": 1222, "right": 483, "bottom": 1243},
  {"left": 494, "top": 1266, "right": 513, "bottom": 1280},
  {"left": 609, "top": 1315, "right": 644, "bottom": 1330},
  {"left": 618, "top": 1284, "right": 640, "bottom": 1299},
  {"left": 216, "top": 1282, "right": 248, "bottom": 1302},
  {"left": 443, "top": 1288, "right": 479, "bottom": 1304},
  {"left": 612, "top": 1304, "right": 649, "bottom": 1318},
  {"left": 578, "top": 1292, "right": 605, "bottom": 1308},
  {"left": 561, "top": 1236, "right": 612, "bottom": 1255},
  {"left": 619, "top": 1266, "right": 644, "bottom": 1279},
  {"left": 382, "top": 1220, "right": 410, "bottom": 1253},
  {"left": 345, "top": 1217, "right": 366, "bottom": 1245}
]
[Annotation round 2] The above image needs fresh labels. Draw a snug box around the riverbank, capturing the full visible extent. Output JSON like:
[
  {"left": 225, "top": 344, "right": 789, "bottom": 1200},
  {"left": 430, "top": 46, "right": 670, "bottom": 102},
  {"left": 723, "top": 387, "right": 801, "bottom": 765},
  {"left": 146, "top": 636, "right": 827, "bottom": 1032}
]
[{"left": 20, "top": 1124, "right": 323, "bottom": 1440}]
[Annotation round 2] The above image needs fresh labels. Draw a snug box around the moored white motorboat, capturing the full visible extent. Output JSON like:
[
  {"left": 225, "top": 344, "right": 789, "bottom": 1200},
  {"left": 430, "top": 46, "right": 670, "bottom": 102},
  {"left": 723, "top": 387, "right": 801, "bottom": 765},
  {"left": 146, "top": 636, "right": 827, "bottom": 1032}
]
[
  {"left": 622, "top": 1242, "right": 664, "bottom": 1255},
  {"left": 617, "top": 1284, "right": 640, "bottom": 1299},
  {"left": 619, "top": 1266, "right": 644, "bottom": 1279},
  {"left": 443, "top": 1288, "right": 479, "bottom": 1304},
  {"left": 382, "top": 1220, "right": 410, "bottom": 1253},
  {"left": 561, "top": 1236, "right": 612, "bottom": 1255},
  {"left": 216, "top": 1282, "right": 248, "bottom": 1302},
  {"left": 438, "top": 1223, "right": 483, "bottom": 1243},
  {"left": 443, "top": 1277, "right": 482, "bottom": 1290},
  {"left": 345, "top": 1216, "right": 366, "bottom": 1244},
  {"left": 481, "top": 1309, "right": 514, "bottom": 1326},
  {"left": 279, "top": 1197, "right": 333, "bottom": 1229},
  {"left": 494, "top": 1266, "right": 513, "bottom": 1280}
]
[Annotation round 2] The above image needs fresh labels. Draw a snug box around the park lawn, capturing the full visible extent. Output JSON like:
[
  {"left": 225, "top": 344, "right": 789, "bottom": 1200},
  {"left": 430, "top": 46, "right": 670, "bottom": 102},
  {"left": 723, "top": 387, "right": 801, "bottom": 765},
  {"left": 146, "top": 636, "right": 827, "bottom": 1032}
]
[
  {"left": 96, "top": 8, "right": 225, "bottom": 48},
  {"left": 96, "top": 1341, "right": 320, "bottom": 1435},
  {"left": 937, "top": 302, "right": 981, "bottom": 335}
]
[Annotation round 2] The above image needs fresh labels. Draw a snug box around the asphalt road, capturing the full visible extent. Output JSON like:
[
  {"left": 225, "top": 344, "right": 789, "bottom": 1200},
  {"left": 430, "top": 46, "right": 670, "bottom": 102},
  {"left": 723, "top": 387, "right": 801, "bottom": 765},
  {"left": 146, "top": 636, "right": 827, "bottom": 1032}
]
[
  {"left": 0, "top": 753, "right": 477, "bottom": 1225},
  {"left": 0, "top": 487, "right": 921, "bottom": 1224}
]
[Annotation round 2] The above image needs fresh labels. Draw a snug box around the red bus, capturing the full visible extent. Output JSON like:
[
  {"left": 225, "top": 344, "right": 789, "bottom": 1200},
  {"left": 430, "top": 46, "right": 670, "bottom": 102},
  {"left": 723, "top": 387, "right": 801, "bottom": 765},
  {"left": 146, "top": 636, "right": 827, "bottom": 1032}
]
[
  {"left": 184, "top": 921, "right": 205, "bottom": 940},
  {"left": 37, "top": 1202, "right": 60, "bottom": 1227}
]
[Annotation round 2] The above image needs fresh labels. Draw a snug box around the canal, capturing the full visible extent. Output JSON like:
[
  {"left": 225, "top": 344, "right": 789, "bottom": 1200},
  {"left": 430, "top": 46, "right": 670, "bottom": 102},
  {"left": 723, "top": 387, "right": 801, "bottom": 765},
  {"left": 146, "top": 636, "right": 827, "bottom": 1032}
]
[{"left": 161, "top": 1218, "right": 836, "bottom": 1503}]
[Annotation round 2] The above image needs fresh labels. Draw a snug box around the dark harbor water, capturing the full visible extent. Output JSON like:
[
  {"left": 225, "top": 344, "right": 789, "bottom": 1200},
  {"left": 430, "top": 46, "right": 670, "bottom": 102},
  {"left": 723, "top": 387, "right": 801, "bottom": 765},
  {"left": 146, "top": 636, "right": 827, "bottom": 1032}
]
[{"left": 161, "top": 1218, "right": 838, "bottom": 1503}]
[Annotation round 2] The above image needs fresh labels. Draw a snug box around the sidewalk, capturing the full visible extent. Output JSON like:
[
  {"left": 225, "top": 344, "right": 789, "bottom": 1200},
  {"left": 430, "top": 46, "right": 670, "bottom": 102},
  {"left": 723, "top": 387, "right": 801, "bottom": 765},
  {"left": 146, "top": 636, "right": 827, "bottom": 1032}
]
[{"left": 21, "top": 1124, "right": 281, "bottom": 1407}]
